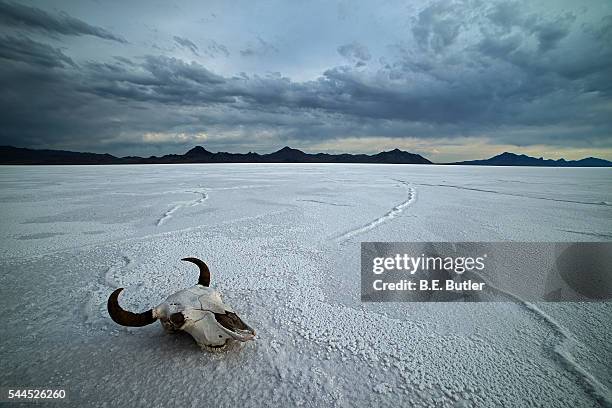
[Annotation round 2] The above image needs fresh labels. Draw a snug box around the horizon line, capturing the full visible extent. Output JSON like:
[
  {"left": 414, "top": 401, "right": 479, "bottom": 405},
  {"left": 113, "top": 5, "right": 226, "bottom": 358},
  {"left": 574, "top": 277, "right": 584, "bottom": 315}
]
[{"left": 1, "top": 144, "right": 611, "bottom": 166}]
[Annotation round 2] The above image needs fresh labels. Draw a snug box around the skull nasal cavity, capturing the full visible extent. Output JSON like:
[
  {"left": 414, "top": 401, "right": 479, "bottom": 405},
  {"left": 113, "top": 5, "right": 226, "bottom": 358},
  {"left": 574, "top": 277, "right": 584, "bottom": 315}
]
[{"left": 170, "top": 312, "right": 185, "bottom": 327}]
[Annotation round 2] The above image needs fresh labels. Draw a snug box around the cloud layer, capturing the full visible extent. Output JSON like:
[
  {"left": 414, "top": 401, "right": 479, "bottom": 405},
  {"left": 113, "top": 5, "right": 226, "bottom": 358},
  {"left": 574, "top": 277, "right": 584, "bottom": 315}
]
[
  {"left": 0, "top": 0, "right": 126, "bottom": 42},
  {"left": 0, "top": 0, "right": 610, "bottom": 160}
]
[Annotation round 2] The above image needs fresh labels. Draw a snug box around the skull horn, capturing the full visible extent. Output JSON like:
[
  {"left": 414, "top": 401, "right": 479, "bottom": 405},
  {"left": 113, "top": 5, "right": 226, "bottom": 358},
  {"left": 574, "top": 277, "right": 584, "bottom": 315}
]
[
  {"left": 107, "top": 288, "right": 157, "bottom": 327},
  {"left": 181, "top": 257, "right": 211, "bottom": 286}
]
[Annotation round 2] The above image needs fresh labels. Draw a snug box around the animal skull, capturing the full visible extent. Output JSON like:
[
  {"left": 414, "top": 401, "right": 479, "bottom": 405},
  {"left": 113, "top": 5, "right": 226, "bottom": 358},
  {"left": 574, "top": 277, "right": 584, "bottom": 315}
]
[{"left": 107, "top": 257, "right": 255, "bottom": 350}]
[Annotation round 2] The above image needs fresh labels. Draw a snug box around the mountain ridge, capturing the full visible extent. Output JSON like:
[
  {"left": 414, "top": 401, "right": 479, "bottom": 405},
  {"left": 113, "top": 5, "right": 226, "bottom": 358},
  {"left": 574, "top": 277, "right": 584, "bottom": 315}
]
[
  {"left": 1, "top": 146, "right": 610, "bottom": 166},
  {"left": 453, "top": 152, "right": 612, "bottom": 167},
  {"left": 0, "top": 145, "right": 432, "bottom": 165}
]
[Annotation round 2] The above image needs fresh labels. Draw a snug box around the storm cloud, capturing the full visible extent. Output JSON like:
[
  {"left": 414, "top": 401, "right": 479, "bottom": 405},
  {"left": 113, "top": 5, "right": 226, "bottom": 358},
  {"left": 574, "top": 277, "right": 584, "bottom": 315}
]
[
  {"left": 173, "top": 36, "right": 199, "bottom": 56},
  {"left": 0, "top": 35, "right": 74, "bottom": 67},
  {"left": 0, "top": 0, "right": 611, "bottom": 160},
  {"left": 337, "top": 42, "right": 371, "bottom": 64},
  {"left": 0, "top": 0, "right": 126, "bottom": 43}
]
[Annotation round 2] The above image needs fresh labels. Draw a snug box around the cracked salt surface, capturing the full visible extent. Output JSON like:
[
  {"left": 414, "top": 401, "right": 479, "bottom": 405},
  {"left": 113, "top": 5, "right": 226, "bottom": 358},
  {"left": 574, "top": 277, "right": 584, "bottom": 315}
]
[{"left": 0, "top": 164, "right": 611, "bottom": 407}]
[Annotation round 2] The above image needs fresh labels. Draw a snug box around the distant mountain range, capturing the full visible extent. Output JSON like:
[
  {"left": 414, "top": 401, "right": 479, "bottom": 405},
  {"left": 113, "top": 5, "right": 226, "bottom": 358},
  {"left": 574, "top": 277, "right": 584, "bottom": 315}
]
[
  {"left": 0, "top": 145, "right": 432, "bottom": 165},
  {"left": 0, "top": 146, "right": 610, "bottom": 167},
  {"left": 453, "top": 152, "right": 612, "bottom": 167}
]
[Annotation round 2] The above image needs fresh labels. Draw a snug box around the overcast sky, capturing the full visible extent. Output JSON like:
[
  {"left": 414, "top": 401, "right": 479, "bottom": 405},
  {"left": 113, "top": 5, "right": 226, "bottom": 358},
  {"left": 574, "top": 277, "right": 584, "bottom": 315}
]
[{"left": 1, "top": 0, "right": 611, "bottom": 161}]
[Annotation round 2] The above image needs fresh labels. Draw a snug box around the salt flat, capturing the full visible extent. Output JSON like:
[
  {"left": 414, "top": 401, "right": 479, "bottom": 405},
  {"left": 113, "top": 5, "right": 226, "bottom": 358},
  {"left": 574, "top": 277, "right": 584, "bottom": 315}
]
[{"left": 0, "top": 164, "right": 611, "bottom": 407}]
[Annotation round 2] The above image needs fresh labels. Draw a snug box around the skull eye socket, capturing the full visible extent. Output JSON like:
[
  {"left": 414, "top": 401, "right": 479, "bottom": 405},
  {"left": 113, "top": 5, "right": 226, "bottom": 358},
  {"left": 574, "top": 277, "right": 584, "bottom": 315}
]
[{"left": 169, "top": 312, "right": 185, "bottom": 327}]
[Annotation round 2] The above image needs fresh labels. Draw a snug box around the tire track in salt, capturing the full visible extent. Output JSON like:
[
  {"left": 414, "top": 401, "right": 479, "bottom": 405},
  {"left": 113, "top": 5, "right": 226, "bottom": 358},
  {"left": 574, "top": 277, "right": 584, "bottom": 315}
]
[
  {"left": 187, "top": 190, "right": 208, "bottom": 207},
  {"left": 156, "top": 190, "right": 208, "bottom": 226},
  {"left": 473, "top": 272, "right": 612, "bottom": 408},
  {"left": 335, "top": 180, "right": 416, "bottom": 243},
  {"left": 156, "top": 205, "right": 182, "bottom": 226}
]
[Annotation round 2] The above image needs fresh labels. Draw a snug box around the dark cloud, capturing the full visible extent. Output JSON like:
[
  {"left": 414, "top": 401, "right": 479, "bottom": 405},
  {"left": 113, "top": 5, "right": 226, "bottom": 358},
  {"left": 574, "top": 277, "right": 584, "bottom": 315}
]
[
  {"left": 203, "top": 39, "right": 229, "bottom": 58},
  {"left": 592, "top": 15, "right": 612, "bottom": 42},
  {"left": 531, "top": 13, "right": 575, "bottom": 52},
  {"left": 485, "top": 1, "right": 575, "bottom": 52},
  {"left": 0, "top": 59, "right": 111, "bottom": 149},
  {"left": 0, "top": 35, "right": 74, "bottom": 67},
  {"left": 173, "top": 35, "right": 199, "bottom": 56},
  {"left": 338, "top": 42, "right": 371, "bottom": 62},
  {"left": 478, "top": 33, "right": 523, "bottom": 57},
  {"left": 142, "top": 55, "right": 225, "bottom": 85},
  {"left": 240, "top": 36, "right": 278, "bottom": 57},
  {"left": 84, "top": 56, "right": 229, "bottom": 105},
  {"left": 412, "top": 1, "right": 466, "bottom": 53},
  {"left": 0, "top": 0, "right": 126, "bottom": 43},
  {"left": 113, "top": 56, "right": 136, "bottom": 66},
  {"left": 487, "top": 1, "right": 527, "bottom": 32},
  {"left": 2, "top": 39, "right": 609, "bottom": 149}
]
